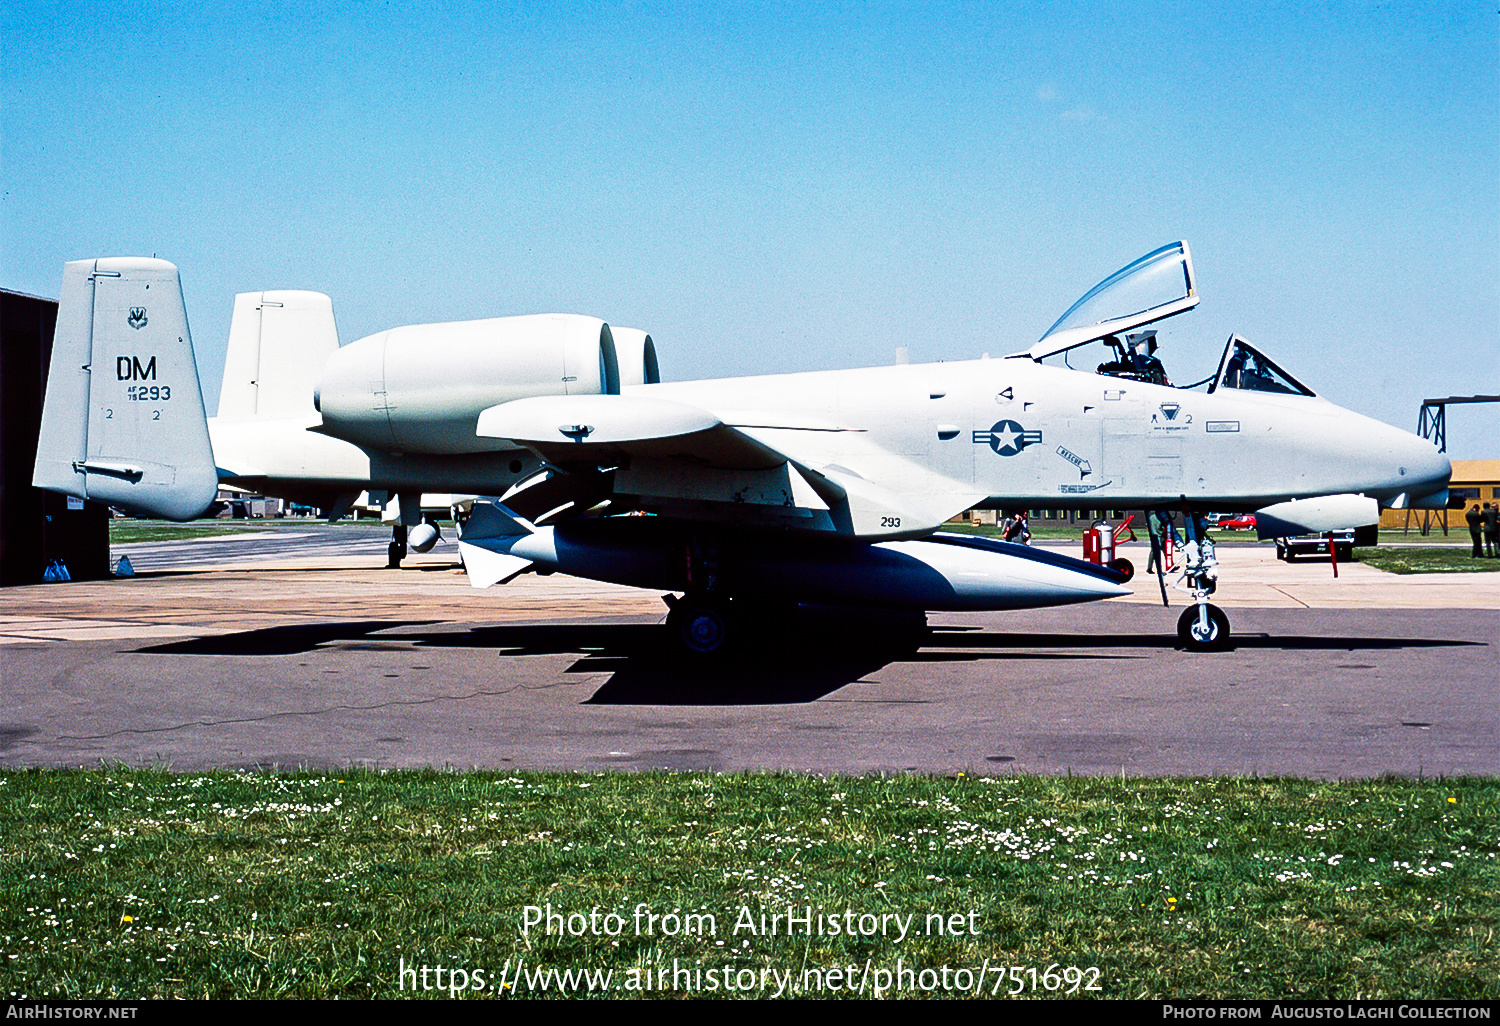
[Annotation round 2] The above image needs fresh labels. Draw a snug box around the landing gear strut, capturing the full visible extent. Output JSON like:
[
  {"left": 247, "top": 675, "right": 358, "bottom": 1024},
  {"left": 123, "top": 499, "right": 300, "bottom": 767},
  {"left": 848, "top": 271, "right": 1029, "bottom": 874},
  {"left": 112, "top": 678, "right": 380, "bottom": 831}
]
[
  {"left": 1171, "top": 511, "right": 1232, "bottom": 651},
  {"left": 386, "top": 524, "right": 408, "bottom": 568}
]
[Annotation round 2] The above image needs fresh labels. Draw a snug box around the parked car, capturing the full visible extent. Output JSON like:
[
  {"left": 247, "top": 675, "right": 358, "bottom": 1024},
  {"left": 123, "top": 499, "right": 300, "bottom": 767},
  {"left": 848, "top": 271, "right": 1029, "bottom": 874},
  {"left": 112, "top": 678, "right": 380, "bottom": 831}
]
[
  {"left": 1217, "top": 514, "right": 1257, "bottom": 531},
  {"left": 1277, "top": 531, "right": 1352, "bottom": 562},
  {"left": 1275, "top": 524, "right": 1377, "bottom": 562}
]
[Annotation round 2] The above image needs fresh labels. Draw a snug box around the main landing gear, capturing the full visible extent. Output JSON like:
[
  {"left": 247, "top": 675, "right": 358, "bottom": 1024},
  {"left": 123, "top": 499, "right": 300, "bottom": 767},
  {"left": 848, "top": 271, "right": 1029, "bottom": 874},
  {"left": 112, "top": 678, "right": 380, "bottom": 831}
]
[
  {"left": 664, "top": 594, "right": 733, "bottom": 656},
  {"left": 663, "top": 593, "right": 802, "bottom": 658}
]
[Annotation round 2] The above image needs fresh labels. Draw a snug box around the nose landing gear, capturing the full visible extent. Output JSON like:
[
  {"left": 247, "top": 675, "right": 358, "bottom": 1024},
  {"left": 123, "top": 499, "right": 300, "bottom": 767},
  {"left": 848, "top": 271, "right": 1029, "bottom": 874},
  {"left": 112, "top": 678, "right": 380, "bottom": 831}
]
[
  {"left": 1172, "top": 517, "right": 1232, "bottom": 651},
  {"left": 1177, "top": 602, "right": 1230, "bottom": 651}
]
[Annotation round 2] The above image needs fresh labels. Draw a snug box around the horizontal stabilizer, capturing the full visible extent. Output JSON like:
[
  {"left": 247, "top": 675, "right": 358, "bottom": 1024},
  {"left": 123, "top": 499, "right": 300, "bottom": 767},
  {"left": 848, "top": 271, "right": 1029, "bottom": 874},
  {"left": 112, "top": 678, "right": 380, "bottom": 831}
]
[
  {"left": 32, "top": 258, "right": 218, "bottom": 521},
  {"left": 1254, "top": 494, "right": 1379, "bottom": 539}
]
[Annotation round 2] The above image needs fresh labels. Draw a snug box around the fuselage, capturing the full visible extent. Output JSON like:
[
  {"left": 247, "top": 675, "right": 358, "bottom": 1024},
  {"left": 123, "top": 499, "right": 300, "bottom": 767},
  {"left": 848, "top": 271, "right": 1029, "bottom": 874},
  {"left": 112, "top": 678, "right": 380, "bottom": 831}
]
[
  {"left": 642, "top": 356, "right": 1450, "bottom": 515},
  {"left": 205, "top": 349, "right": 1448, "bottom": 527},
  {"left": 208, "top": 413, "right": 542, "bottom": 507}
]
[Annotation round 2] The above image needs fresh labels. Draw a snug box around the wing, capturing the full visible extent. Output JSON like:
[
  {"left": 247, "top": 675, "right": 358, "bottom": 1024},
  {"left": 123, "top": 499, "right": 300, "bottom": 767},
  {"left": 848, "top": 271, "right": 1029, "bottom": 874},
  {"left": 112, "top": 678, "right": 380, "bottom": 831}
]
[{"left": 475, "top": 394, "right": 982, "bottom": 539}]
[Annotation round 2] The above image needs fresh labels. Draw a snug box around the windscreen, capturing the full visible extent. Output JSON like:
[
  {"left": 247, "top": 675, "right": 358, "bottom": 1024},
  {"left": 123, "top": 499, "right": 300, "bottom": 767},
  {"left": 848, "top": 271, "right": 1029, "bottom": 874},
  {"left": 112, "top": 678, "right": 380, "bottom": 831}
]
[{"left": 1211, "top": 337, "right": 1316, "bottom": 397}]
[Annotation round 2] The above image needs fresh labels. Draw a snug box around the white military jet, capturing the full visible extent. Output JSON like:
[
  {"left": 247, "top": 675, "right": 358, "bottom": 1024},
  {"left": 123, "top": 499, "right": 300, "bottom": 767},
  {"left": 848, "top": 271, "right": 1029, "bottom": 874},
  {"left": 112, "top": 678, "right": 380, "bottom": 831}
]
[{"left": 32, "top": 243, "right": 1450, "bottom": 653}]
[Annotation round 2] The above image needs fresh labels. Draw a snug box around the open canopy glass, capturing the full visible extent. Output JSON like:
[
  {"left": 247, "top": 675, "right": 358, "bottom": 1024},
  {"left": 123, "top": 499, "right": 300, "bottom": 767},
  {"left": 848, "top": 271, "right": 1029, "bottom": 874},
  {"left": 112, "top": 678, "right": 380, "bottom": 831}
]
[{"left": 1015, "top": 241, "right": 1198, "bottom": 362}]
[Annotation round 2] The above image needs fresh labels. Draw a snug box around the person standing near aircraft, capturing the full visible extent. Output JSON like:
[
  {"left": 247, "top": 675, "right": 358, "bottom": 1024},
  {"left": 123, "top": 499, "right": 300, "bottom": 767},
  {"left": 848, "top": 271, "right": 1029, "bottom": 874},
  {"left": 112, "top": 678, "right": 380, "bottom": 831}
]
[
  {"left": 1467, "top": 503, "right": 1485, "bottom": 558},
  {"left": 1180, "top": 511, "right": 1216, "bottom": 588},
  {"left": 1147, "top": 509, "right": 1179, "bottom": 575},
  {"left": 1003, "top": 511, "right": 1031, "bottom": 544},
  {"left": 1483, "top": 502, "right": 1499, "bottom": 558}
]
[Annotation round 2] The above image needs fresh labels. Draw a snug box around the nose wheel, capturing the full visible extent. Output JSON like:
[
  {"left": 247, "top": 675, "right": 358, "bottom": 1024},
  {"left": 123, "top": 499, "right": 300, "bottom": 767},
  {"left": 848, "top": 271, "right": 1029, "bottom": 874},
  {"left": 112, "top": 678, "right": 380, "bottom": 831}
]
[{"left": 1177, "top": 603, "right": 1230, "bottom": 651}]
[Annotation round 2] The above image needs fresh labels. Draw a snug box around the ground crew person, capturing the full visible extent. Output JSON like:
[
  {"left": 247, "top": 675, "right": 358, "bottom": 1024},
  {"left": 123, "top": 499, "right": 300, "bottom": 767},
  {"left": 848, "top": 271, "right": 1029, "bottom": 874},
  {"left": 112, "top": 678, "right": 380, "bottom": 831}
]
[{"left": 1147, "top": 509, "right": 1178, "bottom": 575}]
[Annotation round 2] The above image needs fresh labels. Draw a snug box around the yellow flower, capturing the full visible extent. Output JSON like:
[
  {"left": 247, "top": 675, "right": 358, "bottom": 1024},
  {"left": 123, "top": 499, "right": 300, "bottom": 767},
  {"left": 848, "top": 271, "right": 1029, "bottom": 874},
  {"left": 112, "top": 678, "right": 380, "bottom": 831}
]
[{"left": 120, "top": 915, "right": 133, "bottom": 924}]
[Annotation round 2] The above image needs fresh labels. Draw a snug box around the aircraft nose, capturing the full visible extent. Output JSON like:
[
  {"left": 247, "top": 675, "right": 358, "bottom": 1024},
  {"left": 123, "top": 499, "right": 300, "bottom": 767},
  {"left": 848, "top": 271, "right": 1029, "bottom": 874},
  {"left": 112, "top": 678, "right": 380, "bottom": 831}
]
[{"left": 1399, "top": 435, "right": 1451, "bottom": 506}]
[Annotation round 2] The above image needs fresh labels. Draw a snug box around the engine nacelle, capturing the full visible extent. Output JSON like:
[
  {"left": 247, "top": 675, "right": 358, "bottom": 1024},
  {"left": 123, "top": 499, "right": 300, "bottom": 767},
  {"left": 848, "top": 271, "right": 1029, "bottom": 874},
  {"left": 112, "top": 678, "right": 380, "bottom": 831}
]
[
  {"left": 610, "top": 327, "right": 660, "bottom": 387},
  {"left": 315, "top": 314, "right": 622, "bottom": 454}
]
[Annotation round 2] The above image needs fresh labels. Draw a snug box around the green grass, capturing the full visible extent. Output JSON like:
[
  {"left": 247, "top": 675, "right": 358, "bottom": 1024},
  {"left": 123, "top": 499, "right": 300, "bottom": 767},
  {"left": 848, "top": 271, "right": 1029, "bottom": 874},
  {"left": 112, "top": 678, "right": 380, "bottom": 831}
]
[
  {"left": 109, "top": 520, "right": 275, "bottom": 544},
  {"left": 108, "top": 518, "right": 402, "bottom": 545},
  {"left": 1355, "top": 547, "right": 1500, "bottom": 574},
  {"left": 941, "top": 522, "right": 1271, "bottom": 544},
  {"left": 1374, "top": 531, "right": 1475, "bottom": 547},
  {"left": 939, "top": 522, "right": 1085, "bottom": 541},
  {"left": 0, "top": 770, "right": 1492, "bottom": 1000}
]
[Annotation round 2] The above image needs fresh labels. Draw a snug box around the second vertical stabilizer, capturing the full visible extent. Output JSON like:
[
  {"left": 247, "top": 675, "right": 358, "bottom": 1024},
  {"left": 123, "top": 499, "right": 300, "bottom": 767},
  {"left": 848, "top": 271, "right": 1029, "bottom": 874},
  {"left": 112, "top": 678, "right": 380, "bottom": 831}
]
[{"left": 218, "top": 290, "right": 340, "bottom": 418}]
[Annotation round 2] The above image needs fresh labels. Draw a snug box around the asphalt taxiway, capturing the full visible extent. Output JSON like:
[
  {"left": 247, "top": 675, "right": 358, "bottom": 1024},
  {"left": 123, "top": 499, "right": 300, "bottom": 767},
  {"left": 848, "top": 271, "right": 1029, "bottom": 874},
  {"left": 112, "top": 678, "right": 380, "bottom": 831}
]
[{"left": 1, "top": 530, "right": 1495, "bottom": 777}]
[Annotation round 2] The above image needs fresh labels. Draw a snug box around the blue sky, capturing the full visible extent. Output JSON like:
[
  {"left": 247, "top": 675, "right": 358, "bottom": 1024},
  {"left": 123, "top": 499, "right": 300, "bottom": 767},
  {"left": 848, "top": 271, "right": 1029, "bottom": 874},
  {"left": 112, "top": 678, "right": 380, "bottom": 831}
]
[{"left": 4, "top": 2, "right": 1495, "bottom": 456}]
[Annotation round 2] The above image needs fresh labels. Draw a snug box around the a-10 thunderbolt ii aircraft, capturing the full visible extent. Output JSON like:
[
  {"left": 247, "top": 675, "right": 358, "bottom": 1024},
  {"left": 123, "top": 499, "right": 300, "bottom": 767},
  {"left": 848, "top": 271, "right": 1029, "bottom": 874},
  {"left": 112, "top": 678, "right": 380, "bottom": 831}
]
[{"left": 32, "top": 242, "right": 1450, "bottom": 654}]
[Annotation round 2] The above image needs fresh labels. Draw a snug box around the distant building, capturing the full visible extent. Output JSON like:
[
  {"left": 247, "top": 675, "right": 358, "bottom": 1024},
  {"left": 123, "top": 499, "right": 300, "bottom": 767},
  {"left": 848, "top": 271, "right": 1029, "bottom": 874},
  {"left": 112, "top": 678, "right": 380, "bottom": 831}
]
[
  {"left": 1380, "top": 459, "right": 1500, "bottom": 533},
  {"left": 1, "top": 288, "right": 111, "bottom": 584}
]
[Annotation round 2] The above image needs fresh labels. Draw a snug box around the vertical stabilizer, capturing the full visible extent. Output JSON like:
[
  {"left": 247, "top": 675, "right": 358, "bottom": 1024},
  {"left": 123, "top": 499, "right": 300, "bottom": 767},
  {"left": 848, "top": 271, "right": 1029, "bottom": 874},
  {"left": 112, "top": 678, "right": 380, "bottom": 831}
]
[
  {"left": 32, "top": 258, "right": 218, "bottom": 521},
  {"left": 218, "top": 290, "right": 339, "bottom": 418}
]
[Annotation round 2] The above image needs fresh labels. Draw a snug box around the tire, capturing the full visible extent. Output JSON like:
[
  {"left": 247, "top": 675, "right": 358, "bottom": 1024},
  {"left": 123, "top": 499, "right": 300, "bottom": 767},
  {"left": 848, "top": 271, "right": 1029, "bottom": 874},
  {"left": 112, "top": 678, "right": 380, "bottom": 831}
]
[
  {"left": 666, "top": 600, "right": 732, "bottom": 657},
  {"left": 1107, "top": 557, "right": 1134, "bottom": 581},
  {"left": 1177, "top": 603, "right": 1230, "bottom": 651},
  {"left": 1275, "top": 543, "right": 1286, "bottom": 561}
]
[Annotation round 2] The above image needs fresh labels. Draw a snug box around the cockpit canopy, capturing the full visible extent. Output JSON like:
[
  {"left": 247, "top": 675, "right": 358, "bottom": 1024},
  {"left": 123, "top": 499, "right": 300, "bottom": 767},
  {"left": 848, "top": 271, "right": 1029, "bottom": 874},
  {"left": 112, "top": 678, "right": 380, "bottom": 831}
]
[
  {"left": 1210, "top": 335, "right": 1316, "bottom": 397},
  {"left": 1011, "top": 242, "right": 1322, "bottom": 398},
  {"left": 1013, "top": 241, "right": 1198, "bottom": 362}
]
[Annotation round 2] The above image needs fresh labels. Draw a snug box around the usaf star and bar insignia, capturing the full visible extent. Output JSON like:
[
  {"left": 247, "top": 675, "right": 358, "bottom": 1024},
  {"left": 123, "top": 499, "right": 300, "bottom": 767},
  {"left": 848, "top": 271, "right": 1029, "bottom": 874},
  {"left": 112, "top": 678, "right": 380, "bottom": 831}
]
[{"left": 973, "top": 420, "right": 1042, "bottom": 456}]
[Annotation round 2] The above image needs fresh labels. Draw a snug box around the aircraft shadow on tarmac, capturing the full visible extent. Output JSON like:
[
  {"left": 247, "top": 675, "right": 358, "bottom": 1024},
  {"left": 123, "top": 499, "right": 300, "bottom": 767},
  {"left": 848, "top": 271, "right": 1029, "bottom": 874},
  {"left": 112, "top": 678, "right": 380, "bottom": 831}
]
[
  {"left": 139, "top": 621, "right": 437, "bottom": 656},
  {"left": 133, "top": 614, "right": 1482, "bottom": 706}
]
